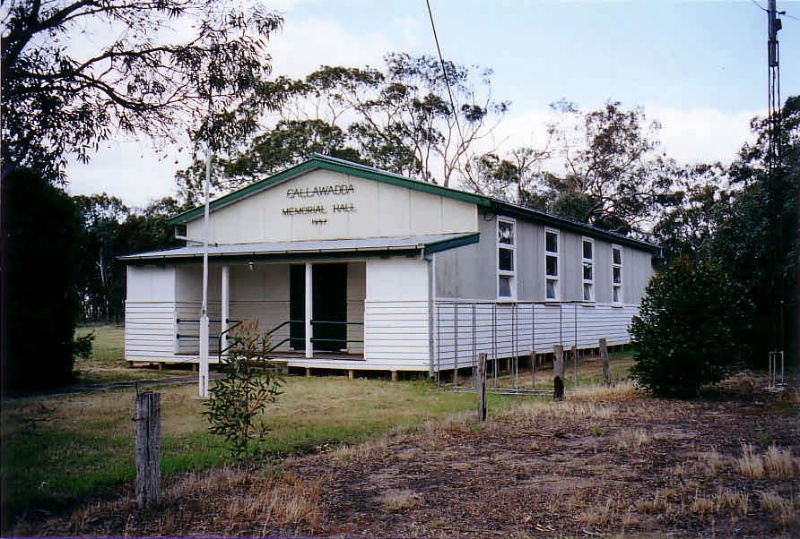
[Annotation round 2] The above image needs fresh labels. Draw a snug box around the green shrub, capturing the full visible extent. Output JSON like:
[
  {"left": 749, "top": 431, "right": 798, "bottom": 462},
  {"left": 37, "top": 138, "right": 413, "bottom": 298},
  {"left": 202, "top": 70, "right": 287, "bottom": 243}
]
[
  {"left": 2, "top": 167, "right": 83, "bottom": 389},
  {"left": 630, "top": 257, "right": 753, "bottom": 398},
  {"left": 203, "top": 321, "right": 283, "bottom": 462}
]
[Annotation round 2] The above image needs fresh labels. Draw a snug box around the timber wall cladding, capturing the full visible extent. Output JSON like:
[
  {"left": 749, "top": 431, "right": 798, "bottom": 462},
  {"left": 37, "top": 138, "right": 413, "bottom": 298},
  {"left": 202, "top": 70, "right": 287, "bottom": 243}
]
[
  {"left": 363, "top": 300, "right": 430, "bottom": 370},
  {"left": 125, "top": 302, "right": 176, "bottom": 360},
  {"left": 434, "top": 302, "right": 637, "bottom": 371}
]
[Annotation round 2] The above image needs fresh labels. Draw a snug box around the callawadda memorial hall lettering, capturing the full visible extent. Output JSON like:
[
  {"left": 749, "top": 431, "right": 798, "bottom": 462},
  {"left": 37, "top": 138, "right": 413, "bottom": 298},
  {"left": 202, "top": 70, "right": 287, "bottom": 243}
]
[
  {"left": 286, "top": 184, "right": 355, "bottom": 198},
  {"left": 282, "top": 184, "right": 357, "bottom": 221}
]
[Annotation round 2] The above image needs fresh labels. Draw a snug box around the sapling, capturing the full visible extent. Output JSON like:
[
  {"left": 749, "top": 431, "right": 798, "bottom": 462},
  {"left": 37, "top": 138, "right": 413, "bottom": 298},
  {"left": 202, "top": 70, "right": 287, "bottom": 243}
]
[{"left": 203, "top": 321, "right": 283, "bottom": 462}]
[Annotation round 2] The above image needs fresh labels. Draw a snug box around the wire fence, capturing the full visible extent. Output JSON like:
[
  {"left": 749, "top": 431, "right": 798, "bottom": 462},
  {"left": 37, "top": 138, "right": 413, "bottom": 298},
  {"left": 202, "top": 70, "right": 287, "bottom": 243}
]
[{"left": 434, "top": 300, "right": 634, "bottom": 393}]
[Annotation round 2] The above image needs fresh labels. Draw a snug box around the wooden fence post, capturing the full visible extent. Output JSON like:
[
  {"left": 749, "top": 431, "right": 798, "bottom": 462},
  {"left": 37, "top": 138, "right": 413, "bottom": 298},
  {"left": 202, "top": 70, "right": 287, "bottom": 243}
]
[
  {"left": 477, "top": 353, "right": 487, "bottom": 421},
  {"left": 571, "top": 344, "right": 578, "bottom": 387},
  {"left": 134, "top": 391, "right": 161, "bottom": 509},
  {"left": 600, "top": 338, "right": 610, "bottom": 387},
  {"left": 530, "top": 349, "right": 536, "bottom": 391},
  {"left": 553, "top": 345, "right": 565, "bottom": 400}
]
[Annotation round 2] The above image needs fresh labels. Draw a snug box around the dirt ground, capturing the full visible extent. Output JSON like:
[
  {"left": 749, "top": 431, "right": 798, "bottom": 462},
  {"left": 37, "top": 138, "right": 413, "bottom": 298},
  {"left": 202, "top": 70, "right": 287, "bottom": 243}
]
[{"left": 14, "top": 376, "right": 800, "bottom": 539}]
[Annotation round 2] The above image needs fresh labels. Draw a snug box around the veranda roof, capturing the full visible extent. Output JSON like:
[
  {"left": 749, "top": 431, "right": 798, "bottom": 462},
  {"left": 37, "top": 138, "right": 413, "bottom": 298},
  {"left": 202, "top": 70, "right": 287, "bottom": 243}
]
[{"left": 119, "top": 232, "right": 480, "bottom": 263}]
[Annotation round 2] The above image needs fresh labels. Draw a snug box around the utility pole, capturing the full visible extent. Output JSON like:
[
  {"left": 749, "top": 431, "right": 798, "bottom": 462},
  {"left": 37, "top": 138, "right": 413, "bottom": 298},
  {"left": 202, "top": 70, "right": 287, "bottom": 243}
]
[{"left": 766, "top": 0, "right": 785, "bottom": 380}]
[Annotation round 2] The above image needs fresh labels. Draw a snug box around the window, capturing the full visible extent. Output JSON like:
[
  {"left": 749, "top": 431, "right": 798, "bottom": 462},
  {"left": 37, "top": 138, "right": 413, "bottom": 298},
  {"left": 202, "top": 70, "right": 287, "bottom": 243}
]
[
  {"left": 545, "top": 229, "right": 559, "bottom": 300},
  {"left": 612, "top": 245, "right": 623, "bottom": 304},
  {"left": 497, "top": 219, "right": 516, "bottom": 299},
  {"left": 582, "top": 238, "right": 594, "bottom": 302}
]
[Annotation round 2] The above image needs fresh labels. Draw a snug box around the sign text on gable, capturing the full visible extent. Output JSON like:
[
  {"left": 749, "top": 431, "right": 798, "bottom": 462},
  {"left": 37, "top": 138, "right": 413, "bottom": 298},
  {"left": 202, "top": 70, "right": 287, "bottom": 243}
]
[{"left": 286, "top": 184, "right": 355, "bottom": 198}]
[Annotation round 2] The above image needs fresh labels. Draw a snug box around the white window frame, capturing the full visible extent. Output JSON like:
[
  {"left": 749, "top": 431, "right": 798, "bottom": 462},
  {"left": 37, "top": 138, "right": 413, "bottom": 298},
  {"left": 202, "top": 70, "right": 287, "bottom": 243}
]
[
  {"left": 612, "top": 244, "right": 623, "bottom": 305},
  {"left": 497, "top": 218, "right": 516, "bottom": 300},
  {"left": 582, "top": 237, "right": 594, "bottom": 302},
  {"left": 544, "top": 228, "right": 560, "bottom": 301}
]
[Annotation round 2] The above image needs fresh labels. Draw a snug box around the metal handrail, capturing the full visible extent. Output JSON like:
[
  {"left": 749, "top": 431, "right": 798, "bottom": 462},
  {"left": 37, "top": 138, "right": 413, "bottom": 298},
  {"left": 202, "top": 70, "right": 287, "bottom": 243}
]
[
  {"left": 210, "top": 318, "right": 366, "bottom": 360},
  {"left": 311, "top": 320, "right": 364, "bottom": 326},
  {"left": 217, "top": 319, "right": 244, "bottom": 361}
]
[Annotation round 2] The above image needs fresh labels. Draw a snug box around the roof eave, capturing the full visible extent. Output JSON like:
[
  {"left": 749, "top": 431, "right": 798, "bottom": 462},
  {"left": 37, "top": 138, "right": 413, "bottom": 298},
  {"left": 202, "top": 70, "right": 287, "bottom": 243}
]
[{"left": 492, "top": 200, "right": 660, "bottom": 253}]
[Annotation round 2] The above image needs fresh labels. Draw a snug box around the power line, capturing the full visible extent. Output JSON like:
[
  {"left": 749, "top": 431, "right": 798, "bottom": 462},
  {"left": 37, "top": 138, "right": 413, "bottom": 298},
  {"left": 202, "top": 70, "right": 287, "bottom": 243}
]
[
  {"left": 750, "top": 0, "right": 768, "bottom": 11},
  {"left": 425, "top": 0, "right": 465, "bottom": 149}
]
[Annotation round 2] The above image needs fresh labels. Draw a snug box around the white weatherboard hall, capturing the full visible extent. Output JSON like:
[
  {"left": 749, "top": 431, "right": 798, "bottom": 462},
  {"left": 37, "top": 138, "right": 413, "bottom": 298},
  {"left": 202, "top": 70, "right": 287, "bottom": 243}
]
[{"left": 122, "top": 155, "right": 658, "bottom": 375}]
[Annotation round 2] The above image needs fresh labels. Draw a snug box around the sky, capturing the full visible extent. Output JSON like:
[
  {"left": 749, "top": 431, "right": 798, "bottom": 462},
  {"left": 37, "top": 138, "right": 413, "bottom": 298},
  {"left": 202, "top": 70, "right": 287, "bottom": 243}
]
[{"left": 66, "top": 0, "right": 800, "bottom": 208}]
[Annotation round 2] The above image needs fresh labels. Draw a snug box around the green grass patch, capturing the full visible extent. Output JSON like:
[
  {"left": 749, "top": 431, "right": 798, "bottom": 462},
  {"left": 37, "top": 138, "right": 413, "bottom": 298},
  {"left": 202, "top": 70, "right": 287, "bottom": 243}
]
[
  {"left": 74, "top": 325, "right": 188, "bottom": 384},
  {"left": 0, "top": 375, "right": 498, "bottom": 528},
  {"left": 76, "top": 325, "right": 125, "bottom": 366},
  {"left": 4, "top": 326, "right": 637, "bottom": 529}
]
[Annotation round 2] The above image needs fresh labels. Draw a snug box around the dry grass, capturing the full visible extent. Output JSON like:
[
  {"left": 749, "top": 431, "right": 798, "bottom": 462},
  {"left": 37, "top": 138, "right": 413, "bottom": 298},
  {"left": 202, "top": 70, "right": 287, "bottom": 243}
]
[
  {"left": 378, "top": 489, "right": 421, "bottom": 513},
  {"left": 764, "top": 445, "right": 798, "bottom": 478},
  {"left": 758, "top": 490, "right": 800, "bottom": 529},
  {"left": 738, "top": 443, "right": 767, "bottom": 478},
  {"left": 716, "top": 488, "right": 750, "bottom": 519},
  {"left": 738, "top": 443, "right": 799, "bottom": 479},
  {"left": 576, "top": 496, "right": 634, "bottom": 531},
  {"left": 691, "top": 488, "right": 750, "bottom": 521},
  {"left": 613, "top": 427, "right": 652, "bottom": 449},
  {"left": 9, "top": 359, "right": 799, "bottom": 539},
  {"left": 697, "top": 446, "right": 726, "bottom": 478},
  {"left": 570, "top": 379, "right": 641, "bottom": 401},
  {"left": 58, "top": 466, "right": 323, "bottom": 536},
  {"left": 635, "top": 489, "right": 674, "bottom": 514},
  {"left": 691, "top": 490, "right": 715, "bottom": 515}
]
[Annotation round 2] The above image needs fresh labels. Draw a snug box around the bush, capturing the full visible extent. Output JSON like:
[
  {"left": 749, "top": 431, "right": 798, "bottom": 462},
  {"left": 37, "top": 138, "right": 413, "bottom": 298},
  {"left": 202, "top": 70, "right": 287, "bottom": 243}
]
[
  {"left": 630, "top": 257, "right": 753, "bottom": 398},
  {"left": 203, "top": 321, "right": 283, "bottom": 462},
  {"left": 2, "top": 167, "right": 83, "bottom": 389}
]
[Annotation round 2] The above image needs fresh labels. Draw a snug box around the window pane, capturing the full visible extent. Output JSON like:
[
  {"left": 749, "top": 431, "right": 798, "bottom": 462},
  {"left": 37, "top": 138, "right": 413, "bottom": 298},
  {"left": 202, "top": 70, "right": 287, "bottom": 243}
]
[
  {"left": 499, "top": 276, "right": 512, "bottom": 297},
  {"left": 546, "top": 231, "right": 558, "bottom": 253},
  {"left": 613, "top": 286, "right": 621, "bottom": 303},
  {"left": 499, "top": 248, "right": 514, "bottom": 271},
  {"left": 546, "top": 255, "right": 558, "bottom": 276},
  {"left": 613, "top": 247, "right": 621, "bottom": 265},
  {"left": 583, "top": 240, "right": 593, "bottom": 259},
  {"left": 613, "top": 266, "right": 622, "bottom": 284},
  {"left": 546, "top": 279, "right": 557, "bottom": 300},
  {"left": 498, "top": 221, "right": 514, "bottom": 245},
  {"left": 583, "top": 262, "right": 593, "bottom": 280},
  {"left": 583, "top": 283, "right": 593, "bottom": 301}
]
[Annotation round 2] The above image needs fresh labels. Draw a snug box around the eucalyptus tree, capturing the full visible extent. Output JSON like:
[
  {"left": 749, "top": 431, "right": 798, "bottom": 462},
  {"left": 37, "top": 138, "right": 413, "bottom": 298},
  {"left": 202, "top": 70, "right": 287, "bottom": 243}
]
[
  {"left": 176, "top": 53, "right": 509, "bottom": 200},
  {"left": 546, "top": 100, "right": 677, "bottom": 235},
  {"left": 74, "top": 194, "right": 130, "bottom": 323},
  {"left": 1, "top": 0, "right": 283, "bottom": 180},
  {"left": 468, "top": 147, "right": 555, "bottom": 209},
  {"left": 705, "top": 96, "right": 799, "bottom": 365},
  {"left": 647, "top": 96, "right": 799, "bottom": 370}
]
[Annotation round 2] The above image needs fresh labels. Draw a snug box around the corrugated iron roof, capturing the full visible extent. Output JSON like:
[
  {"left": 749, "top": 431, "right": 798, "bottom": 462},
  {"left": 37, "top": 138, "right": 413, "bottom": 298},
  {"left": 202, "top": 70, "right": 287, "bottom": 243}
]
[{"left": 119, "top": 232, "right": 481, "bottom": 262}]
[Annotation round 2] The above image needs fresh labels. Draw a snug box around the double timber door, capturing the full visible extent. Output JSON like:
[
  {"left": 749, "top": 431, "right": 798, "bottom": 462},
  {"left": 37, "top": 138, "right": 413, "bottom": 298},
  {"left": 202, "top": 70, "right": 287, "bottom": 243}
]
[{"left": 289, "top": 264, "right": 347, "bottom": 352}]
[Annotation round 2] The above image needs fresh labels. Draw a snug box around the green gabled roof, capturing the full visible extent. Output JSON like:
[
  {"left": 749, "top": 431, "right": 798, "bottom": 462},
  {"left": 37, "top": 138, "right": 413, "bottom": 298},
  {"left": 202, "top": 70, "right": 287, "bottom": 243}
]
[
  {"left": 167, "top": 154, "right": 659, "bottom": 254},
  {"left": 168, "top": 154, "right": 492, "bottom": 225}
]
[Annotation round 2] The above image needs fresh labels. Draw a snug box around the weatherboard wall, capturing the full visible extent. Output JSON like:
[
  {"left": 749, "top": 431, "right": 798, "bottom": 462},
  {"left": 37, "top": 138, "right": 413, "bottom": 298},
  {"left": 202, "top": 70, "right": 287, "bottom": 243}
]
[
  {"left": 363, "top": 257, "right": 431, "bottom": 371},
  {"left": 125, "top": 265, "right": 177, "bottom": 362},
  {"left": 184, "top": 168, "right": 479, "bottom": 244}
]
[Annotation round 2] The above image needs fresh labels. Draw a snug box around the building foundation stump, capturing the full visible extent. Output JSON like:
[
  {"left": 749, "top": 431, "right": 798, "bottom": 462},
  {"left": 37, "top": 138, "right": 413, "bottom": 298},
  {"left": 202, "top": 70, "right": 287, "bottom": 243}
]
[
  {"left": 553, "top": 345, "right": 565, "bottom": 400},
  {"left": 476, "top": 353, "right": 487, "bottom": 421},
  {"left": 600, "top": 338, "right": 611, "bottom": 386}
]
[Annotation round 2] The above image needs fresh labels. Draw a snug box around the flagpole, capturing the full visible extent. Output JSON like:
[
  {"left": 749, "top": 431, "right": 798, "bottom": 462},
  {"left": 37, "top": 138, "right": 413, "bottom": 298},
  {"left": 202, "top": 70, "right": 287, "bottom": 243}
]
[{"left": 199, "top": 136, "right": 211, "bottom": 397}]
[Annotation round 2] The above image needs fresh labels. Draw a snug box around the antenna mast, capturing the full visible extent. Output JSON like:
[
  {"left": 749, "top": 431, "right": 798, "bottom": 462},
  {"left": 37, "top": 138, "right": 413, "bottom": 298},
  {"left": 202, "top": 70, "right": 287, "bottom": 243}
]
[{"left": 766, "top": 0, "right": 785, "bottom": 385}]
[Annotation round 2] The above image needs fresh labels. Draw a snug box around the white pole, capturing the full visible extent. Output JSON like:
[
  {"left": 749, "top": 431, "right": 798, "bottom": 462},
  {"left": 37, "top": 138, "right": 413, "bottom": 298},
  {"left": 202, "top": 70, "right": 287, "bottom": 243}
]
[
  {"left": 199, "top": 141, "right": 211, "bottom": 397},
  {"left": 220, "top": 264, "right": 229, "bottom": 356},
  {"left": 305, "top": 262, "right": 313, "bottom": 359}
]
